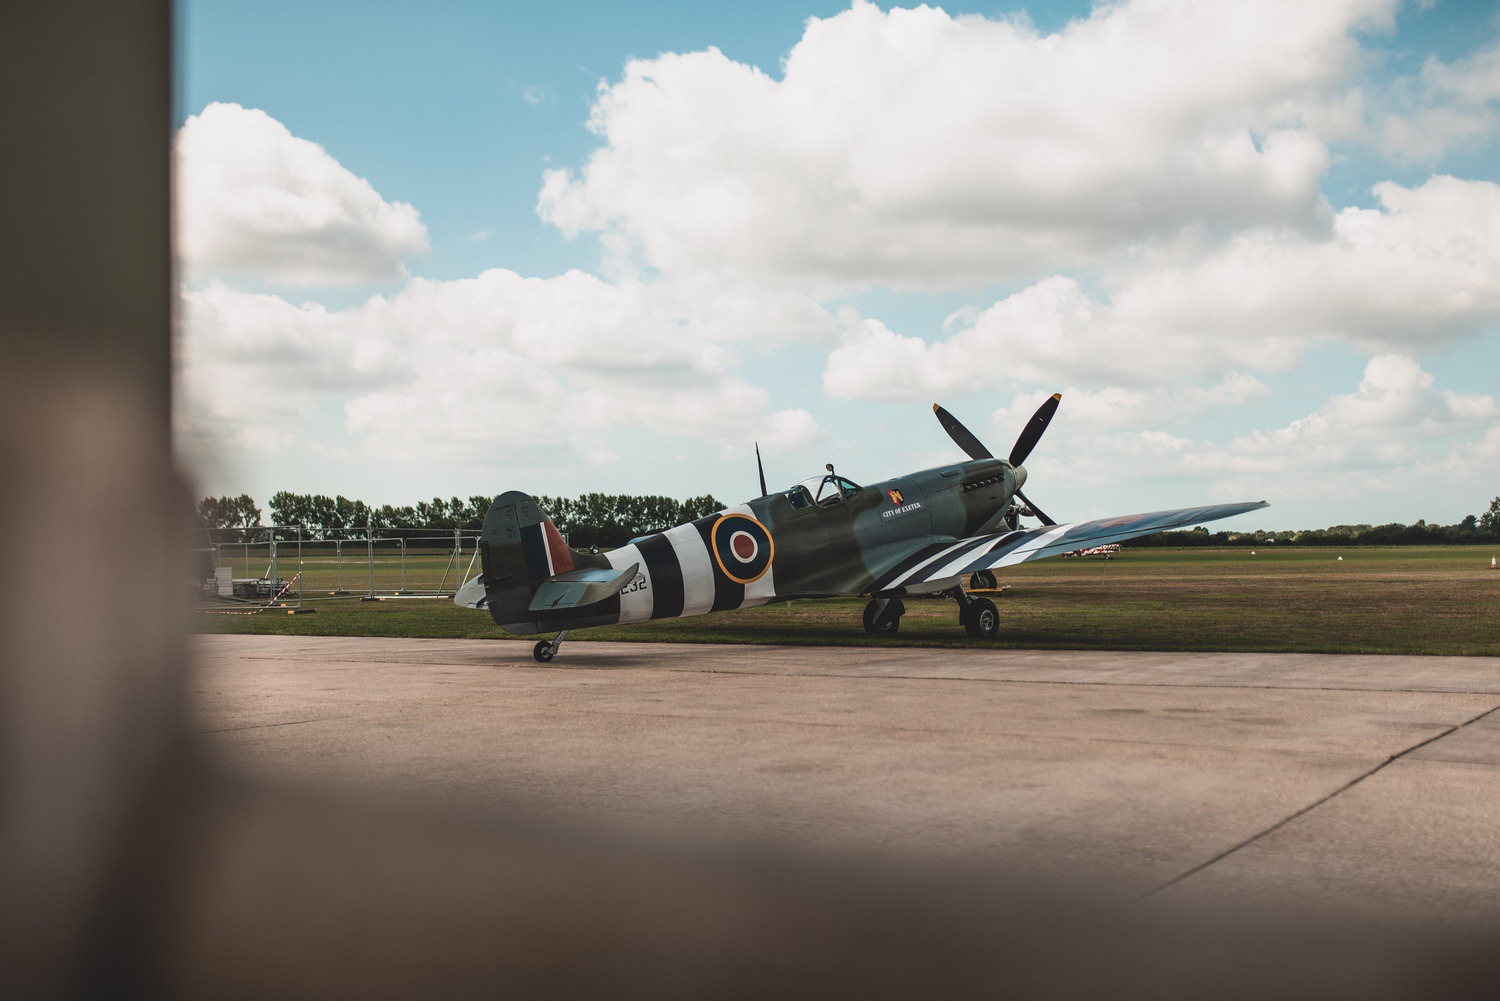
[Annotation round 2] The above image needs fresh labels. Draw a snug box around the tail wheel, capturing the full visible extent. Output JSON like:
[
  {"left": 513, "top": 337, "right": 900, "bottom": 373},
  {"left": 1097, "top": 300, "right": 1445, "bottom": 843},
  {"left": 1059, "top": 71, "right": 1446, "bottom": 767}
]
[
  {"left": 532, "top": 640, "right": 555, "bottom": 663},
  {"left": 970, "top": 569, "right": 998, "bottom": 590},
  {"left": 863, "top": 598, "right": 906, "bottom": 636},
  {"left": 963, "top": 597, "right": 1000, "bottom": 640}
]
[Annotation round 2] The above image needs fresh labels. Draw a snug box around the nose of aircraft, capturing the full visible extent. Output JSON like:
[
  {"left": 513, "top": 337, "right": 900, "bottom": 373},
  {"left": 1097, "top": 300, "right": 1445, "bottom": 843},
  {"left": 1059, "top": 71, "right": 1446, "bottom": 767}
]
[{"left": 1012, "top": 465, "right": 1028, "bottom": 490}]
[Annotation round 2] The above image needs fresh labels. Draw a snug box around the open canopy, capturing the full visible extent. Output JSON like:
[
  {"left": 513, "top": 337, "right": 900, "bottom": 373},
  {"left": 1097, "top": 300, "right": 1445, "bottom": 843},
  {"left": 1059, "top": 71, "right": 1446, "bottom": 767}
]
[{"left": 786, "top": 472, "right": 862, "bottom": 509}]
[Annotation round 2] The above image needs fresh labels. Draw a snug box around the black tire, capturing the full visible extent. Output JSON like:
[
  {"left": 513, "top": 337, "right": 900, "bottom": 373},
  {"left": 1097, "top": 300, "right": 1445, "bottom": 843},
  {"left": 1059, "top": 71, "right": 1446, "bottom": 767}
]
[
  {"left": 863, "top": 598, "right": 905, "bottom": 636},
  {"left": 963, "top": 597, "right": 1000, "bottom": 640},
  {"left": 533, "top": 640, "right": 555, "bottom": 663},
  {"left": 970, "top": 570, "right": 997, "bottom": 591}
]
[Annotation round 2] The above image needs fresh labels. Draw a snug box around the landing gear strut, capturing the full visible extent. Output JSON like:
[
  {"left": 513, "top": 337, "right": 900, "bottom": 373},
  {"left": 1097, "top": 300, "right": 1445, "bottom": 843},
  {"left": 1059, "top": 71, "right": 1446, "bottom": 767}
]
[
  {"left": 533, "top": 630, "right": 569, "bottom": 663},
  {"left": 969, "top": 569, "right": 998, "bottom": 591},
  {"left": 953, "top": 589, "right": 1000, "bottom": 640},
  {"left": 863, "top": 597, "right": 906, "bottom": 636}
]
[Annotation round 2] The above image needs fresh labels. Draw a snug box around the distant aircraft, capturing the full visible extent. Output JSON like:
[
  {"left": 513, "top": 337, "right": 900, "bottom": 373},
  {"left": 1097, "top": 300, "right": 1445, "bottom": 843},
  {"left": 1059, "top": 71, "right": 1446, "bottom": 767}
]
[
  {"left": 1062, "top": 543, "right": 1121, "bottom": 559},
  {"left": 457, "top": 398, "right": 1266, "bottom": 661}
]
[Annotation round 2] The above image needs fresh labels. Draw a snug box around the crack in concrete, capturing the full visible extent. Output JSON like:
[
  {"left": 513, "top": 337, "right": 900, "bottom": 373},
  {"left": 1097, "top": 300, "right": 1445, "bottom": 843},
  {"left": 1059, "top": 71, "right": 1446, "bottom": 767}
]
[
  {"left": 195, "top": 714, "right": 352, "bottom": 735},
  {"left": 1140, "top": 701, "right": 1500, "bottom": 899}
]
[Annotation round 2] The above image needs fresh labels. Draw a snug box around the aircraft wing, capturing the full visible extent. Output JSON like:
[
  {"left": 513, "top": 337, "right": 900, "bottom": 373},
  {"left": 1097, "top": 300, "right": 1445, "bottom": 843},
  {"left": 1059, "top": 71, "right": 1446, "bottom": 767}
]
[{"left": 872, "top": 501, "right": 1267, "bottom": 593}]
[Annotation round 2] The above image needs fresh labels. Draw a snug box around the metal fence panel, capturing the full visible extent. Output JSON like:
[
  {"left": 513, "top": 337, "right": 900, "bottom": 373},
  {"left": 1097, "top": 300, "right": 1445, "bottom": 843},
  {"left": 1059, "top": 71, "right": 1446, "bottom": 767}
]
[{"left": 196, "top": 526, "right": 482, "bottom": 603}]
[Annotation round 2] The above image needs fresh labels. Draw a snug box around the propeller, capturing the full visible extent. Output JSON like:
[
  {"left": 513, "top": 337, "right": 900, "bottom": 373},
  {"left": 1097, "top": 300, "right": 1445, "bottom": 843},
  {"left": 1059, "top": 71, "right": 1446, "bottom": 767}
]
[
  {"left": 1009, "top": 393, "right": 1060, "bottom": 467},
  {"left": 755, "top": 442, "right": 768, "bottom": 497},
  {"left": 933, "top": 395, "right": 1062, "bottom": 527},
  {"left": 1013, "top": 488, "right": 1055, "bottom": 527},
  {"left": 931, "top": 404, "right": 993, "bottom": 460}
]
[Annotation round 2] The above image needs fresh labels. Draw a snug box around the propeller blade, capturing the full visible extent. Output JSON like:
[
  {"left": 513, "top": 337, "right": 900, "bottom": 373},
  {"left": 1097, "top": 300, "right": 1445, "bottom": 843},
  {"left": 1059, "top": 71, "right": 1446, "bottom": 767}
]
[
  {"left": 755, "top": 442, "right": 768, "bottom": 497},
  {"left": 1014, "top": 488, "right": 1056, "bottom": 526},
  {"left": 932, "top": 404, "right": 993, "bottom": 460},
  {"left": 1009, "top": 393, "right": 1061, "bottom": 467}
]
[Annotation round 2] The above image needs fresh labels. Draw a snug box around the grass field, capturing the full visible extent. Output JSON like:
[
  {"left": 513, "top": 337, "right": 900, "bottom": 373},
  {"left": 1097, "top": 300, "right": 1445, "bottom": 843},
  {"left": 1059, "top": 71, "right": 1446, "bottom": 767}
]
[{"left": 195, "top": 546, "right": 1500, "bottom": 656}]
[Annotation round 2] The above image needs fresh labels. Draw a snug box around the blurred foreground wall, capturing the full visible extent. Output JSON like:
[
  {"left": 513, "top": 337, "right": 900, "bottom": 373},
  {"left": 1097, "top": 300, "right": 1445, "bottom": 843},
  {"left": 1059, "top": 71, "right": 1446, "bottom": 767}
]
[{"left": 0, "top": 3, "right": 181, "bottom": 996}]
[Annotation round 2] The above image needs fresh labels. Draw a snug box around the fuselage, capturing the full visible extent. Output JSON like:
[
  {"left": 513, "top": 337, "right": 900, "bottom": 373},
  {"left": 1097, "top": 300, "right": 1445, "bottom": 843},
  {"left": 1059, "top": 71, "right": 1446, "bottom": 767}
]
[{"left": 521, "top": 458, "right": 1019, "bottom": 633}]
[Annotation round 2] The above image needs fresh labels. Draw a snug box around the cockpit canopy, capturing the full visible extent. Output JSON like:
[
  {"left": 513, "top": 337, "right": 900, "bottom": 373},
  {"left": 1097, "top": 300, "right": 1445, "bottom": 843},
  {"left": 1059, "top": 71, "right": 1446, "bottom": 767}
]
[{"left": 785, "top": 472, "right": 862, "bottom": 510}]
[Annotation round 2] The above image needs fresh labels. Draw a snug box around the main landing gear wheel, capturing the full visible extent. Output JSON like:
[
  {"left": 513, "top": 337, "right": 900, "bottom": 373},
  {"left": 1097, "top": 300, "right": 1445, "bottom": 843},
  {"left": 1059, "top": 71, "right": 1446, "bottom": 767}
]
[
  {"left": 970, "top": 569, "right": 998, "bottom": 591},
  {"left": 962, "top": 597, "right": 1000, "bottom": 640},
  {"left": 863, "top": 597, "right": 906, "bottom": 636}
]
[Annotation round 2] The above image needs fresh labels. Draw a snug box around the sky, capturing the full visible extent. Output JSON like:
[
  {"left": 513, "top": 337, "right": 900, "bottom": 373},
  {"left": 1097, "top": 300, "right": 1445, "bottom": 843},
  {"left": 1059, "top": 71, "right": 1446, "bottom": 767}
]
[{"left": 175, "top": 0, "right": 1500, "bottom": 529}]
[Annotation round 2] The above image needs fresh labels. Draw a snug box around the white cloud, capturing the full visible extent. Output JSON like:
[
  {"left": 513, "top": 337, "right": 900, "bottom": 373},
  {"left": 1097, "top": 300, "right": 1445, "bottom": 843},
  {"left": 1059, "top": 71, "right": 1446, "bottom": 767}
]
[
  {"left": 987, "top": 355, "right": 1498, "bottom": 522},
  {"left": 1365, "top": 37, "right": 1500, "bottom": 162},
  {"left": 1200, "top": 354, "right": 1499, "bottom": 512},
  {"left": 824, "top": 176, "right": 1500, "bottom": 397},
  {"left": 175, "top": 270, "right": 829, "bottom": 470},
  {"left": 985, "top": 375, "right": 1270, "bottom": 438},
  {"left": 540, "top": 0, "right": 1399, "bottom": 287},
  {"left": 175, "top": 102, "right": 429, "bottom": 286},
  {"left": 1230, "top": 354, "right": 1498, "bottom": 463}
]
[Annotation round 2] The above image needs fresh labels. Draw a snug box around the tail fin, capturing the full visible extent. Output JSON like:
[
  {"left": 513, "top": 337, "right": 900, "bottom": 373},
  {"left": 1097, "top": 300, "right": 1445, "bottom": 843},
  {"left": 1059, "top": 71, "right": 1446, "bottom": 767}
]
[
  {"left": 459, "top": 491, "right": 622, "bottom": 634},
  {"left": 469, "top": 491, "right": 569, "bottom": 621},
  {"left": 485, "top": 490, "right": 575, "bottom": 583}
]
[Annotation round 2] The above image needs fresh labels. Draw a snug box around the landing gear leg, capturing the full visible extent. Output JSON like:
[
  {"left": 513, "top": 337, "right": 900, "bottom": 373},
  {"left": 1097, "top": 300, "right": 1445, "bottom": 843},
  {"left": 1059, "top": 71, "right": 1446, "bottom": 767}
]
[
  {"left": 862, "top": 597, "right": 906, "bottom": 636},
  {"left": 533, "top": 630, "right": 569, "bottom": 663},
  {"left": 952, "top": 589, "right": 1000, "bottom": 640}
]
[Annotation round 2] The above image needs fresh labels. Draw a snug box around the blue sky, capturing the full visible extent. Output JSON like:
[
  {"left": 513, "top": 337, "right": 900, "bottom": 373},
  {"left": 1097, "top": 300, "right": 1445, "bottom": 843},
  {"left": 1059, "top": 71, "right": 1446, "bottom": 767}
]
[{"left": 175, "top": 1, "right": 1500, "bottom": 528}]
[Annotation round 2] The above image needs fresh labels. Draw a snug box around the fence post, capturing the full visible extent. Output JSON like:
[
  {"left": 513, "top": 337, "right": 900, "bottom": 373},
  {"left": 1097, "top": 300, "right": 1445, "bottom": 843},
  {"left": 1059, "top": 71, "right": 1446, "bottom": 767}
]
[
  {"left": 366, "top": 517, "right": 375, "bottom": 598},
  {"left": 398, "top": 537, "right": 409, "bottom": 595},
  {"left": 268, "top": 529, "right": 278, "bottom": 605}
]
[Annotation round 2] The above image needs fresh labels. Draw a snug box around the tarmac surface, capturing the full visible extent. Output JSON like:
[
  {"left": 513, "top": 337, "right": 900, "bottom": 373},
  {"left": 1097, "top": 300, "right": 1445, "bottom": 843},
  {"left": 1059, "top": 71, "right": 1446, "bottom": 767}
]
[{"left": 192, "top": 635, "right": 1500, "bottom": 927}]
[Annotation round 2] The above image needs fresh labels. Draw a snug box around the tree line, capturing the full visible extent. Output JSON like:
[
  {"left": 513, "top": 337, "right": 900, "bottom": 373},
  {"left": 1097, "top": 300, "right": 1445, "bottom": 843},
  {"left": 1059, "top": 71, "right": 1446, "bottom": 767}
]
[
  {"left": 196, "top": 491, "right": 725, "bottom": 550},
  {"left": 199, "top": 493, "right": 1500, "bottom": 549}
]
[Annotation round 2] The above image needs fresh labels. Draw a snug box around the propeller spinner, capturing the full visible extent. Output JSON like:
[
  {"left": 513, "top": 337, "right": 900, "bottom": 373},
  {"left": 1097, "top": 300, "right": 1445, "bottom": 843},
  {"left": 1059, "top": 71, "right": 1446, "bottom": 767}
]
[{"left": 933, "top": 395, "right": 1061, "bottom": 526}]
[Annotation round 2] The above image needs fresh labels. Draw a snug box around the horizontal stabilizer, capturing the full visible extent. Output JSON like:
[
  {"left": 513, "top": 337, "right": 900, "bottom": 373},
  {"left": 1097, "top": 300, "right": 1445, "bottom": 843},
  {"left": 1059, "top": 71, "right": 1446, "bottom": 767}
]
[{"left": 528, "top": 562, "right": 640, "bottom": 612}]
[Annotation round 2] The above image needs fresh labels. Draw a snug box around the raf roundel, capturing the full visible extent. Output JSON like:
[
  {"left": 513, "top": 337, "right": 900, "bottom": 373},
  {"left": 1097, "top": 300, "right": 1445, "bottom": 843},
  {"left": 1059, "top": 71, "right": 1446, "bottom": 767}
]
[{"left": 710, "top": 513, "right": 775, "bottom": 584}]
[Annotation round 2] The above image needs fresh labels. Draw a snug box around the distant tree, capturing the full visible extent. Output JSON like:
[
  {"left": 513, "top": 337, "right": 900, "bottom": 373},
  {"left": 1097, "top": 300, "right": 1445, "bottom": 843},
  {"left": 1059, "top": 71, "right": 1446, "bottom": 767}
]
[
  {"left": 463, "top": 496, "right": 493, "bottom": 527},
  {"left": 332, "top": 496, "right": 370, "bottom": 536},
  {"left": 268, "top": 491, "right": 311, "bottom": 537},
  {"left": 528, "top": 492, "right": 726, "bottom": 549},
  {"left": 369, "top": 503, "right": 418, "bottom": 532},
  {"left": 678, "top": 494, "right": 725, "bottom": 524},
  {"left": 1481, "top": 497, "right": 1500, "bottom": 536},
  {"left": 197, "top": 494, "right": 260, "bottom": 533}
]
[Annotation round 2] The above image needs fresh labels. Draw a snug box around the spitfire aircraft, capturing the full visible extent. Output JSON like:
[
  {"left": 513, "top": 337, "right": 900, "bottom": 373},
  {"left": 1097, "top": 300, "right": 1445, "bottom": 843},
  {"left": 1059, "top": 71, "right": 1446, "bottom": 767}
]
[{"left": 456, "top": 398, "right": 1266, "bottom": 661}]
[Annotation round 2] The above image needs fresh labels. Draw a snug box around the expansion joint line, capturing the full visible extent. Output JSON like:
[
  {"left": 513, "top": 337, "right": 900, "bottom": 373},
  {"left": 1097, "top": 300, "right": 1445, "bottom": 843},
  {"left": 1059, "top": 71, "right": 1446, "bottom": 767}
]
[
  {"left": 195, "top": 714, "right": 352, "bottom": 735},
  {"left": 1139, "top": 701, "right": 1500, "bottom": 900}
]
